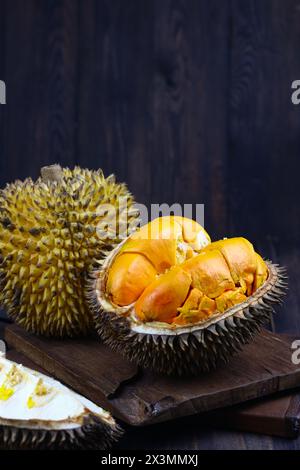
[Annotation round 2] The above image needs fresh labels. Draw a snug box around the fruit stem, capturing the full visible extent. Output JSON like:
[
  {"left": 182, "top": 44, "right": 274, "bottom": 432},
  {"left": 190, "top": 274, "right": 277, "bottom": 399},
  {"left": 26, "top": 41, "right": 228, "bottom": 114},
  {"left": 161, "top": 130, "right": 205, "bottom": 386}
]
[{"left": 40, "top": 164, "right": 63, "bottom": 183}]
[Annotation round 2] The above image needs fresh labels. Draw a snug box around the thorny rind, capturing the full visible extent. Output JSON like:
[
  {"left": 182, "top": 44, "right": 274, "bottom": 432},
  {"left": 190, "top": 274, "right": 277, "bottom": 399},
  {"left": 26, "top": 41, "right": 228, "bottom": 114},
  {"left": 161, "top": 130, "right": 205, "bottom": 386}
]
[{"left": 89, "top": 259, "right": 288, "bottom": 376}]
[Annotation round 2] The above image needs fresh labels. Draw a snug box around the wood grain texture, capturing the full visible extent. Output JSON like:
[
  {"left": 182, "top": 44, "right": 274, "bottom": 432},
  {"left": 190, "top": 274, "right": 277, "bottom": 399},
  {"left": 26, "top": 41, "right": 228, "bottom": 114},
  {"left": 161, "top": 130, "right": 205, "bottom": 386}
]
[
  {"left": 0, "top": 0, "right": 7, "bottom": 201},
  {"left": 0, "top": 0, "right": 299, "bottom": 239},
  {"left": 151, "top": 0, "right": 229, "bottom": 239},
  {"left": 0, "top": 0, "right": 299, "bottom": 238},
  {"left": 228, "top": 0, "right": 300, "bottom": 245},
  {"left": 0, "top": 0, "right": 79, "bottom": 186},
  {"left": 206, "top": 391, "right": 300, "bottom": 438},
  {"left": 77, "top": 0, "right": 154, "bottom": 206},
  {"left": 4, "top": 324, "right": 300, "bottom": 427},
  {"left": 38, "top": 0, "right": 79, "bottom": 169},
  {"left": 76, "top": 0, "right": 230, "bottom": 239}
]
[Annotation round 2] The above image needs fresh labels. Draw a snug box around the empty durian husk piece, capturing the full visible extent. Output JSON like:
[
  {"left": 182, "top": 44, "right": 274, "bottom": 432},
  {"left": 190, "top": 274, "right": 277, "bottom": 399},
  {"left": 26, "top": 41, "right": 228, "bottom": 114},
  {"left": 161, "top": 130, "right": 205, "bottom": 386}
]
[
  {"left": 0, "top": 354, "right": 122, "bottom": 449},
  {"left": 89, "top": 216, "right": 288, "bottom": 376}
]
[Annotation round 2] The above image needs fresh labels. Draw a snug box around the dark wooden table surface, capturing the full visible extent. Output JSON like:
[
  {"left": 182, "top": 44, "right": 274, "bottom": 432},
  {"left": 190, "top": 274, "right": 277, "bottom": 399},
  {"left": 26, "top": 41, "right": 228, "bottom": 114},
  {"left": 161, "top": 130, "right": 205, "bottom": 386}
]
[{"left": 0, "top": 241, "right": 299, "bottom": 450}]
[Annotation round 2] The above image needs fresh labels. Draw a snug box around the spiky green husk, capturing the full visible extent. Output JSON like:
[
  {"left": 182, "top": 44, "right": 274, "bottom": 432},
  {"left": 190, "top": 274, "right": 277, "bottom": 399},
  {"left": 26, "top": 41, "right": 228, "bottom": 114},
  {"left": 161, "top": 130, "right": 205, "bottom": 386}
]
[
  {"left": 89, "top": 261, "right": 288, "bottom": 376},
  {"left": 0, "top": 166, "right": 138, "bottom": 337},
  {"left": 0, "top": 415, "right": 123, "bottom": 450}
]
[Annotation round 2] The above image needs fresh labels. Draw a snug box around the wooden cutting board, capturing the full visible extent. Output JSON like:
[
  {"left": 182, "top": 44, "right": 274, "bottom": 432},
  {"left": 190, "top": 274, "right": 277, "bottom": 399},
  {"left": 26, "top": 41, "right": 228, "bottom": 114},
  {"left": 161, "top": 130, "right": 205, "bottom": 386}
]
[{"left": 4, "top": 324, "right": 300, "bottom": 428}]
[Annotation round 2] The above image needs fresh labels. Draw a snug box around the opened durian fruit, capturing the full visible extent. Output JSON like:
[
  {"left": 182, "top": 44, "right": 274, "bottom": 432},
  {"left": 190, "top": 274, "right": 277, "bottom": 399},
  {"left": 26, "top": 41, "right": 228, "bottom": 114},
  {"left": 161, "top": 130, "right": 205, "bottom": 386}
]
[
  {"left": 90, "top": 216, "right": 287, "bottom": 376},
  {"left": 0, "top": 354, "right": 122, "bottom": 449},
  {"left": 0, "top": 165, "right": 138, "bottom": 337}
]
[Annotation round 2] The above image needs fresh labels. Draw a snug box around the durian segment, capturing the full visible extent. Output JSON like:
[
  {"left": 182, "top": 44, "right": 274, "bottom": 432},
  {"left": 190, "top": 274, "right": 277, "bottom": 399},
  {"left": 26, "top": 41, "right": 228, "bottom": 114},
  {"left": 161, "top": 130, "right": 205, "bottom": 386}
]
[
  {"left": 175, "top": 288, "right": 217, "bottom": 326},
  {"left": 202, "top": 238, "right": 259, "bottom": 296},
  {"left": 120, "top": 238, "right": 178, "bottom": 273},
  {"left": 132, "top": 238, "right": 268, "bottom": 326},
  {"left": 0, "top": 357, "right": 85, "bottom": 424},
  {"left": 131, "top": 215, "right": 210, "bottom": 251},
  {"left": 177, "top": 288, "right": 203, "bottom": 315},
  {"left": 107, "top": 253, "right": 157, "bottom": 306},
  {"left": 0, "top": 355, "right": 122, "bottom": 449},
  {"left": 0, "top": 355, "right": 117, "bottom": 429},
  {"left": 105, "top": 216, "right": 210, "bottom": 309},
  {"left": 182, "top": 250, "right": 235, "bottom": 298},
  {"left": 253, "top": 253, "right": 269, "bottom": 291},
  {"left": 135, "top": 266, "right": 192, "bottom": 323},
  {"left": 0, "top": 166, "right": 138, "bottom": 336},
  {"left": 101, "top": 215, "right": 269, "bottom": 327}
]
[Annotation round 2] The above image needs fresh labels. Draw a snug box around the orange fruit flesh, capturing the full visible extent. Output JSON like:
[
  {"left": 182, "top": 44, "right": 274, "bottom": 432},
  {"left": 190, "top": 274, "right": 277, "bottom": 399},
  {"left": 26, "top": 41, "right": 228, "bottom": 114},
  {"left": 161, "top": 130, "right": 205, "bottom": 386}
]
[
  {"left": 105, "top": 218, "right": 268, "bottom": 326},
  {"left": 135, "top": 266, "right": 192, "bottom": 323},
  {"left": 106, "top": 253, "right": 157, "bottom": 307}
]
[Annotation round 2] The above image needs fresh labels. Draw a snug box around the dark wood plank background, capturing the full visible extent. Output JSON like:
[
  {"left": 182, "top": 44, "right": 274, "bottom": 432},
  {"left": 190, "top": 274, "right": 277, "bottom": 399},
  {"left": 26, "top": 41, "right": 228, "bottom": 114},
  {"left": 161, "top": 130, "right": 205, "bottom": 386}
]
[
  {"left": 0, "top": 0, "right": 299, "bottom": 243},
  {"left": 0, "top": 0, "right": 300, "bottom": 449}
]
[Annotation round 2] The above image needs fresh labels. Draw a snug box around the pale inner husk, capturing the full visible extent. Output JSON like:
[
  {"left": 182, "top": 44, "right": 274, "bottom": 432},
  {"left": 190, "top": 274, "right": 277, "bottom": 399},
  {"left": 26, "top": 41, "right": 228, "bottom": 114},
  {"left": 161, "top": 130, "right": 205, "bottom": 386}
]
[{"left": 0, "top": 355, "right": 114, "bottom": 430}]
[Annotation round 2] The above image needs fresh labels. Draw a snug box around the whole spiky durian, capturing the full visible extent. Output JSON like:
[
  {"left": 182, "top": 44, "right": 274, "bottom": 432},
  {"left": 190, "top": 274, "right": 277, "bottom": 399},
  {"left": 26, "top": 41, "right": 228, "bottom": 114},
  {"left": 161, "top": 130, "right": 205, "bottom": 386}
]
[{"left": 0, "top": 164, "right": 138, "bottom": 337}]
